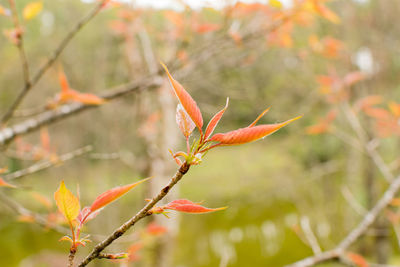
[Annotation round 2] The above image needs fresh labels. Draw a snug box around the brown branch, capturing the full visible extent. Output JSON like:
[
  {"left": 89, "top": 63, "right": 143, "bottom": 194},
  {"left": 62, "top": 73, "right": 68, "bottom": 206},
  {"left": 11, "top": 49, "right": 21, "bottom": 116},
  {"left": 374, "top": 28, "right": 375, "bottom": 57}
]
[
  {"left": 286, "top": 175, "right": 400, "bottom": 267},
  {"left": 3, "top": 145, "right": 92, "bottom": 181},
  {"left": 1, "top": 0, "right": 107, "bottom": 125},
  {"left": 68, "top": 249, "right": 76, "bottom": 267},
  {"left": 0, "top": 76, "right": 163, "bottom": 147},
  {"left": 77, "top": 162, "right": 190, "bottom": 267}
]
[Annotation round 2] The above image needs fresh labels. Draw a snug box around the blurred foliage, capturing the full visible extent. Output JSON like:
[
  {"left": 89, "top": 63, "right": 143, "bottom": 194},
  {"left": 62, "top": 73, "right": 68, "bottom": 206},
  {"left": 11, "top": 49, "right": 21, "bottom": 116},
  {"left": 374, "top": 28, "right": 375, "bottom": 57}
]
[{"left": 1, "top": 0, "right": 400, "bottom": 266}]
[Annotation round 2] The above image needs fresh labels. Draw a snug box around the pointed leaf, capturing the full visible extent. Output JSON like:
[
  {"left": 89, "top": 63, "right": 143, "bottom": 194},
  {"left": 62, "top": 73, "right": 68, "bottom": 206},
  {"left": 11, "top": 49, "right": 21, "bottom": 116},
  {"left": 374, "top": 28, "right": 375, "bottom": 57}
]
[
  {"left": 205, "top": 98, "right": 229, "bottom": 139},
  {"left": 23, "top": 1, "right": 42, "bottom": 20},
  {"left": 165, "top": 199, "right": 226, "bottom": 214},
  {"left": 0, "top": 177, "right": 16, "bottom": 188},
  {"left": 54, "top": 181, "right": 80, "bottom": 223},
  {"left": 346, "top": 252, "right": 368, "bottom": 267},
  {"left": 248, "top": 107, "right": 270, "bottom": 127},
  {"left": 176, "top": 104, "right": 196, "bottom": 138},
  {"left": 90, "top": 178, "right": 150, "bottom": 212},
  {"left": 210, "top": 116, "right": 302, "bottom": 145},
  {"left": 161, "top": 62, "right": 203, "bottom": 132}
]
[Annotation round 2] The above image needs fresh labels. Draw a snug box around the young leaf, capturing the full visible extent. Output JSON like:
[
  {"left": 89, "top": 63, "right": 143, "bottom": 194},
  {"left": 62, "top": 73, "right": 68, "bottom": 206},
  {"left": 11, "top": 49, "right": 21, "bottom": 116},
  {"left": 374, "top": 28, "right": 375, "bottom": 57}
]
[
  {"left": 23, "top": 1, "right": 43, "bottom": 20},
  {"left": 176, "top": 104, "right": 196, "bottom": 138},
  {"left": 0, "top": 178, "right": 16, "bottom": 188},
  {"left": 57, "top": 66, "right": 105, "bottom": 105},
  {"left": 210, "top": 116, "right": 302, "bottom": 146},
  {"left": 346, "top": 252, "right": 368, "bottom": 267},
  {"left": 54, "top": 181, "right": 80, "bottom": 223},
  {"left": 90, "top": 178, "right": 150, "bottom": 212},
  {"left": 161, "top": 62, "right": 203, "bottom": 133},
  {"left": 165, "top": 199, "right": 226, "bottom": 214},
  {"left": 205, "top": 98, "right": 229, "bottom": 140}
]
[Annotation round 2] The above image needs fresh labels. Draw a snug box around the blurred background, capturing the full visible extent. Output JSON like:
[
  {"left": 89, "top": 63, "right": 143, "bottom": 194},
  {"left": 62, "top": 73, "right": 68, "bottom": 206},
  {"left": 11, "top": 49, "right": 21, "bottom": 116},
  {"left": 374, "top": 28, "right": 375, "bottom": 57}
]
[{"left": 1, "top": 0, "right": 400, "bottom": 266}]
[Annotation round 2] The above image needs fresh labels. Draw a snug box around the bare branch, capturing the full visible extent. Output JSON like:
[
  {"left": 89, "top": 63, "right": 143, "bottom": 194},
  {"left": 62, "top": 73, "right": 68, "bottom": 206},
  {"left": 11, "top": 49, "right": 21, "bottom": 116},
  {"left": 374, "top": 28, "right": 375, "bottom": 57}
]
[
  {"left": 1, "top": 0, "right": 107, "bottom": 125},
  {"left": 0, "top": 76, "right": 163, "bottom": 147},
  {"left": 300, "top": 216, "right": 322, "bottom": 254},
  {"left": 286, "top": 175, "right": 400, "bottom": 267},
  {"left": 3, "top": 145, "right": 92, "bottom": 181},
  {"left": 77, "top": 163, "right": 191, "bottom": 267}
]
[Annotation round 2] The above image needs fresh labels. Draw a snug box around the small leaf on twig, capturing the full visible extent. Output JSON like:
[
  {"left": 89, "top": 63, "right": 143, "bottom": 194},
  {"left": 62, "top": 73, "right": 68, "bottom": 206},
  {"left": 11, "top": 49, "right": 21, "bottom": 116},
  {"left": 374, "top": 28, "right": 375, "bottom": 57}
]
[
  {"left": 90, "top": 178, "right": 150, "bottom": 212},
  {"left": 161, "top": 62, "right": 203, "bottom": 133},
  {"left": 165, "top": 199, "right": 227, "bottom": 214},
  {"left": 54, "top": 181, "right": 80, "bottom": 224}
]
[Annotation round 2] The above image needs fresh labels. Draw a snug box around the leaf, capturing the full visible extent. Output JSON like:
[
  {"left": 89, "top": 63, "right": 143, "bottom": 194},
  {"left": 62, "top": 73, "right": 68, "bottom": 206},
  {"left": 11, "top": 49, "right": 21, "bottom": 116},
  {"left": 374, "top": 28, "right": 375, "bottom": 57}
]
[
  {"left": 23, "top": 1, "right": 43, "bottom": 20},
  {"left": 205, "top": 98, "right": 229, "bottom": 139},
  {"left": 54, "top": 181, "right": 80, "bottom": 224},
  {"left": 176, "top": 104, "right": 196, "bottom": 138},
  {"left": 306, "top": 110, "right": 337, "bottom": 135},
  {"left": 346, "top": 252, "right": 368, "bottom": 267},
  {"left": 31, "top": 192, "right": 52, "bottom": 209},
  {"left": 146, "top": 222, "right": 167, "bottom": 236},
  {"left": 248, "top": 107, "right": 270, "bottom": 128},
  {"left": 90, "top": 178, "right": 150, "bottom": 212},
  {"left": 0, "top": 178, "right": 16, "bottom": 188},
  {"left": 389, "top": 101, "right": 400, "bottom": 117},
  {"left": 269, "top": 0, "right": 282, "bottom": 8},
  {"left": 210, "top": 115, "right": 302, "bottom": 145},
  {"left": 194, "top": 23, "right": 220, "bottom": 34},
  {"left": 363, "top": 107, "right": 391, "bottom": 120},
  {"left": 57, "top": 66, "right": 105, "bottom": 105},
  {"left": 161, "top": 62, "right": 203, "bottom": 133},
  {"left": 165, "top": 199, "right": 227, "bottom": 214}
]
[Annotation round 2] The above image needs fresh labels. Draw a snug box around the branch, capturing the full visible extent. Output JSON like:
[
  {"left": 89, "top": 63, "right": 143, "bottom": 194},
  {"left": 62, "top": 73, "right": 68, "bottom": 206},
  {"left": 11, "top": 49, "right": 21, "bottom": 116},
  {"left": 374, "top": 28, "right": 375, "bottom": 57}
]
[
  {"left": 0, "top": 76, "right": 163, "bottom": 146},
  {"left": 77, "top": 162, "right": 190, "bottom": 267},
  {"left": 286, "top": 175, "right": 400, "bottom": 267},
  {"left": 3, "top": 145, "right": 92, "bottom": 181},
  {"left": 1, "top": 0, "right": 107, "bottom": 125},
  {"left": 8, "top": 0, "right": 31, "bottom": 96}
]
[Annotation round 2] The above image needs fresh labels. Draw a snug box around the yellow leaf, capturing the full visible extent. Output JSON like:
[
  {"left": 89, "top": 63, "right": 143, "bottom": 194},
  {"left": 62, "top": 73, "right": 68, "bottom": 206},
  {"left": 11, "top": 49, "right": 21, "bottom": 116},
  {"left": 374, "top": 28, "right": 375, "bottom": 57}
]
[
  {"left": 23, "top": 1, "right": 43, "bottom": 20},
  {"left": 54, "top": 181, "right": 80, "bottom": 224},
  {"left": 269, "top": 0, "right": 282, "bottom": 9}
]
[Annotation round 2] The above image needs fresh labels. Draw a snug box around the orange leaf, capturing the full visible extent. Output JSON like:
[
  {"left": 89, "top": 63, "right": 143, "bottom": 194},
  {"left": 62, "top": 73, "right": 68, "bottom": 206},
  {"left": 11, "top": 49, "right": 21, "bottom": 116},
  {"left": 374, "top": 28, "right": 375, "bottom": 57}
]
[
  {"left": 210, "top": 115, "right": 301, "bottom": 145},
  {"left": 0, "top": 177, "right": 16, "bottom": 188},
  {"left": 54, "top": 181, "right": 80, "bottom": 224},
  {"left": 389, "top": 101, "right": 400, "bottom": 118},
  {"left": 146, "top": 222, "right": 167, "bottom": 236},
  {"left": 363, "top": 107, "right": 391, "bottom": 120},
  {"left": 57, "top": 66, "right": 105, "bottom": 105},
  {"left": 344, "top": 71, "right": 365, "bottom": 87},
  {"left": 306, "top": 110, "right": 337, "bottom": 135},
  {"left": 205, "top": 98, "right": 229, "bottom": 139},
  {"left": 31, "top": 192, "right": 52, "bottom": 209},
  {"left": 90, "top": 178, "right": 150, "bottom": 212},
  {"left": 354, "top": 95, "right": 383, "bottom": 112},
  {"left": 346, "top": 252, "right": 368, "bottom": 267},
  {"left": 194, "top": 23, "right": 220, "bottom": 34},
  {"left": 161, "top": 63, "right": 203, "bottom": 133},
  {"left": 176, "top": 104, "right": 196, "bottom": 138},
  {"left": 165, "top": 199, "right": 226, "bottom": 214}
]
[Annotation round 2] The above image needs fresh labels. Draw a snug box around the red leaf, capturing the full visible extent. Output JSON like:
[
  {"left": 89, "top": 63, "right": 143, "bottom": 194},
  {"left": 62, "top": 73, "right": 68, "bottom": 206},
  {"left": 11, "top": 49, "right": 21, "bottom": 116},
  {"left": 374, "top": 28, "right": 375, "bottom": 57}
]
[
  {"left": 165, "top": 199, "right": 226, "bottom": 214},
  {"left": 90, "top": 178, "right": 150, "bottom": 212},
  {"left": 205, "top": 98, "right": 229, "bottom": 139},
  {"left": 161, "top": 63, "right": 203, "bottom": 133},
  {"left": 210, "top": 115, "right": 301, "bottom": 145}
]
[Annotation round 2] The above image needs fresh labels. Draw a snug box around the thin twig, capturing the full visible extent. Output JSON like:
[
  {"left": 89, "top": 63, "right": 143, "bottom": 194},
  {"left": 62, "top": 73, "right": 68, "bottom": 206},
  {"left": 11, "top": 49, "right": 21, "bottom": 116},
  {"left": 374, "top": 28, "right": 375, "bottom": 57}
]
[
  {"left": 8, "top": 0, "right": 31, "bottom": 97},
  {"left": 3, "top": 145, "right": 92, "bottom": 181},
  {"left": 286, "top": 175, "right": 400, "bottom": 267},
  {"left": 0, "top": 191, "right": 70, "bottom": 235},
  {"left": 1, "top": 0, "right": 107, "bottom": 125},
  {"left": 300, "top": 216, "right": 322, "bottom": 254},
  {"left": 77, "top": 162, "right": 190, "bottom": 267}
]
